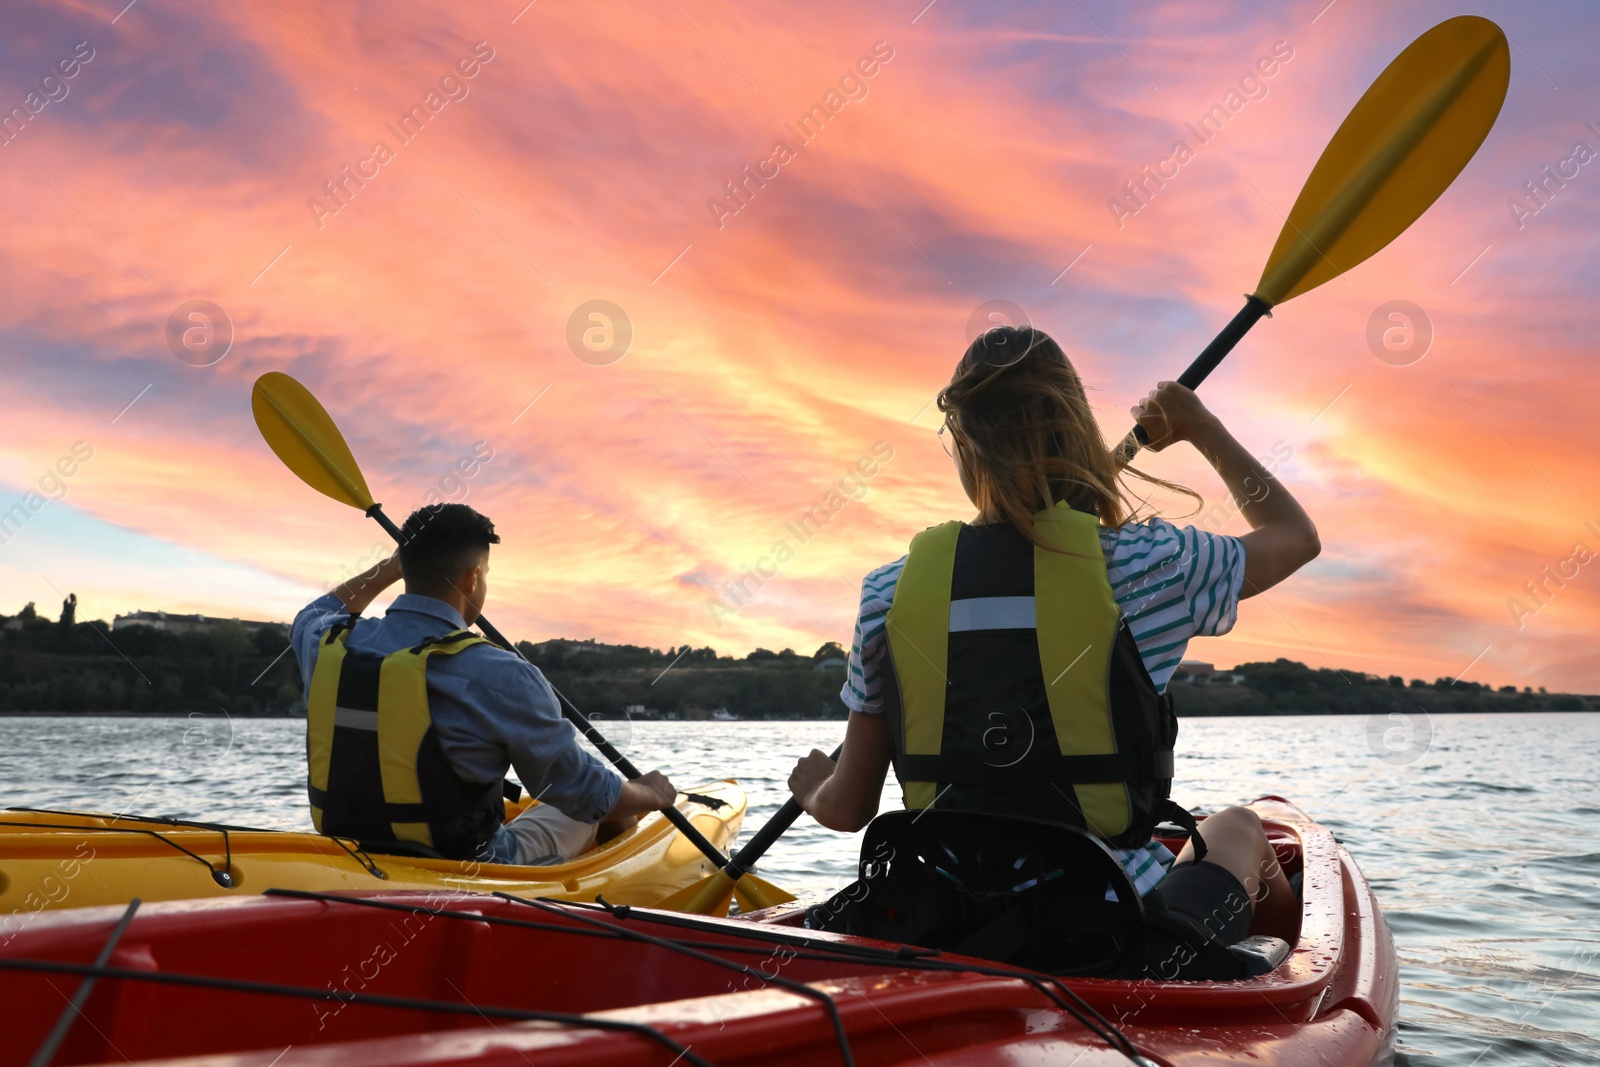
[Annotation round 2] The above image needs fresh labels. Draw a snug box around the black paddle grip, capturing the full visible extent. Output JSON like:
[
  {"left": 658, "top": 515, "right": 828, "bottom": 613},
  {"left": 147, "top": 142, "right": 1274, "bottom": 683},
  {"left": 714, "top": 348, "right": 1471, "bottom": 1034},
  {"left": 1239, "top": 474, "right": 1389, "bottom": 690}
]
[
  {"left": 1175, "top": 294, "right": 1272, "bottom": 391},
  {"left": 1124, "top": 295, "right": 1272, "bottom": 455},
  {"left": 720, "top": 745, "right": 842, "bottom": 882}
]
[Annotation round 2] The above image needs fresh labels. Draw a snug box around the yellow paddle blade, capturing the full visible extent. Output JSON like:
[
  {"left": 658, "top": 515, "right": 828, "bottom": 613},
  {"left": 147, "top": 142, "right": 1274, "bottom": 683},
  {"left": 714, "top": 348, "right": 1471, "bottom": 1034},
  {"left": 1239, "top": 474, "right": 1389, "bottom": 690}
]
[
  {"left": 654, "top": 868, "right": 797, "bottom": 916},
  {"left": 1254, "top": 16, "right": 1508, "bottom": 307},
  {"left": 732, "top": 871, "right": 796, "bottom": 912},
  {"left": 656, "top": 869, "right": 738, "bottom": 916},
  {"left": 251, "top": 372, "right": 376, "bottom": 512}
]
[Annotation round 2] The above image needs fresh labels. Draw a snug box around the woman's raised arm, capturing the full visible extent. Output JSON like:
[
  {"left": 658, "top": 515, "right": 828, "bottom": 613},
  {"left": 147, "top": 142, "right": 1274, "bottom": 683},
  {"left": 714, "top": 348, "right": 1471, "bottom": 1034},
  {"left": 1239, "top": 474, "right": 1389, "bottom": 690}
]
[{"left": 1133, "top": 381, "right": 1320, "bottom": 598}]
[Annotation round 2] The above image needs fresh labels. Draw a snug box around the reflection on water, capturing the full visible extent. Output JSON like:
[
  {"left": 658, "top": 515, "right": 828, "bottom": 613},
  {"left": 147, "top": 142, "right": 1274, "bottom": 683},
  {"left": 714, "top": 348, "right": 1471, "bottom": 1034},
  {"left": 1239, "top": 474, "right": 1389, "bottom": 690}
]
[{"left": 1, "top": 712, "right": 1595, "bottom": 1064}]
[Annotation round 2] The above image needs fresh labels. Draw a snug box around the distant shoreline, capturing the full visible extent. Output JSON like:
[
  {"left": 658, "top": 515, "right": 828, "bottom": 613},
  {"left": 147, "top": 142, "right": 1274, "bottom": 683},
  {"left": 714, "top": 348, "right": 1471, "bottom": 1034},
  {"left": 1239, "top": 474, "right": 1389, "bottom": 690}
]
[{"left": 5, "top": 619, "right": 1594, "bottom": 718}]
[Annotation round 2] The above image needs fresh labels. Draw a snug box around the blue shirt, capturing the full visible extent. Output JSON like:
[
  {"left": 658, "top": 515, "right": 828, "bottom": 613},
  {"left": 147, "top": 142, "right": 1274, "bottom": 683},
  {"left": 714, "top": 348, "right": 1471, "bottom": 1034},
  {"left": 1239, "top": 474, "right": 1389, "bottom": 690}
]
[{"left": 290, "top": 593, "right": 622, "bottom": 849}]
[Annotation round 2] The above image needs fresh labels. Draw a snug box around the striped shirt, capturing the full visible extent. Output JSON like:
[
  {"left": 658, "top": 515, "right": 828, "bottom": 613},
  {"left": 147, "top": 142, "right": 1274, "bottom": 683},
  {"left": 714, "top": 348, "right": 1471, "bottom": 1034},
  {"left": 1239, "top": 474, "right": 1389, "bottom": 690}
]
[{"left": 841, "top": 517, "right": 1246, "bottom": 895}]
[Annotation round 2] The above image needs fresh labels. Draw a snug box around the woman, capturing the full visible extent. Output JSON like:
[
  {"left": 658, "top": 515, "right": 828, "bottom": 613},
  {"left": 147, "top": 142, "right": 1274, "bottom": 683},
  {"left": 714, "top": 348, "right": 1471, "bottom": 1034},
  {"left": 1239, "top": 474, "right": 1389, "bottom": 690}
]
[{"left": 788, "top": 326, "right": 1314, "bottom": 946}]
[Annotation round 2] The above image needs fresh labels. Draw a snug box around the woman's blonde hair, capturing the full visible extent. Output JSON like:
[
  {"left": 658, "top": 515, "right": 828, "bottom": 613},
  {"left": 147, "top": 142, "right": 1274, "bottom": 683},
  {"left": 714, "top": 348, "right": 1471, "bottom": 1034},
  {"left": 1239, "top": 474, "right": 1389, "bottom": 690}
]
[{"left": 937, "top": 325, "right": 1198, "bottom": 546}]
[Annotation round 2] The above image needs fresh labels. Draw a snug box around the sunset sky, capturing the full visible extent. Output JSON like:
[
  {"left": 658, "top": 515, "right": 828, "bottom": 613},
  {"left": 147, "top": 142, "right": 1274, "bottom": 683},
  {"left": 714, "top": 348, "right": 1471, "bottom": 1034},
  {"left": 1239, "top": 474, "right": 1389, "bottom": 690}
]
[{"left": 1, "top": 0, "right": 1596, "bottom": 692}]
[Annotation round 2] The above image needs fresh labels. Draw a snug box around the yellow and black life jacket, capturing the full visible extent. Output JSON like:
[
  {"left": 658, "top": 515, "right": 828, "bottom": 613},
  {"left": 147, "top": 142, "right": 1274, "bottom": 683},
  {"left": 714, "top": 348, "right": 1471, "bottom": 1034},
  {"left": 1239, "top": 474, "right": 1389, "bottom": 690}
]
[
  {"left": 306, "top": 623, "right": 508, "bottom": 860},
  {"left": 882, "top": 503, "right": 1185, "bottom": 850}
]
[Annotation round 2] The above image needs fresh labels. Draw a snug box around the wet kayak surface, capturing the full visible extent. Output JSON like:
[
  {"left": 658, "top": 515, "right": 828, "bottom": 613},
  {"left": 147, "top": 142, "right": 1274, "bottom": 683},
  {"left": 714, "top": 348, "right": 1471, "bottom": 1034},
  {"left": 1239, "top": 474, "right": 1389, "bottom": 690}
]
[{"left": 2, "top": 710, "right": 1595, "bottom": 1065}]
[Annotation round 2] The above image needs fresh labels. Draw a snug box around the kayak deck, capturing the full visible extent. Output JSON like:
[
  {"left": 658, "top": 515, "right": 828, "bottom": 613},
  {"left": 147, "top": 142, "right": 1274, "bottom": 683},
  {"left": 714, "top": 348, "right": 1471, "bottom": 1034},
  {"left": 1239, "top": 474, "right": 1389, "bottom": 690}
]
[
  {"left": 0, "top": 797, "right": 1397, "bottom": 1067},
  {"left": 0, "top": 780, "right": 745, "bottom": 914}
]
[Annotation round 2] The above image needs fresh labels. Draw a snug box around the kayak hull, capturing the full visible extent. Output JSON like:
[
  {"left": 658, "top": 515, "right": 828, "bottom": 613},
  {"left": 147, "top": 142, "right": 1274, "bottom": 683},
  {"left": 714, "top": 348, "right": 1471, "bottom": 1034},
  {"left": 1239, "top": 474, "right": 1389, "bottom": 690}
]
[
  {"left": 0, "top": 780, "right": 745, "bottom": 915},
  {"left": 0, "top": 797, "right": 1396, "bottom": 1067}
]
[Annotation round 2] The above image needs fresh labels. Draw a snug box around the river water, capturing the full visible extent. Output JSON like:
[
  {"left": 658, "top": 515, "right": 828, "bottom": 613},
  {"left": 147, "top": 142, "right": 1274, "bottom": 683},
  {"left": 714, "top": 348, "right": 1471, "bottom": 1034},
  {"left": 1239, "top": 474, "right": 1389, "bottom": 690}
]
[{"left": 0, "top": 712, "right": 1594, "bottom": 1064}]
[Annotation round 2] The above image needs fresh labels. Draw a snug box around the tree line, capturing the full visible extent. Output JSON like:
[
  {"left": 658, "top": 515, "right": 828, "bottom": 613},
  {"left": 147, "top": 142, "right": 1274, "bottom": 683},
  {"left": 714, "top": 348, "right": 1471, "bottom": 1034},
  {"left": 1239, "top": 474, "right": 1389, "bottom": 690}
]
[
  {"left": 0, "top": 602, "right": 301, "bottom": 715},
  {"left": 0, "top": 602, "right": 854, "bottom": 717},
  {"left": 1170, "top": 658, "right": 1593, "bottom": 715},
  {"left": 1, "top": 602, "right": 1591, "bottom": 717}
]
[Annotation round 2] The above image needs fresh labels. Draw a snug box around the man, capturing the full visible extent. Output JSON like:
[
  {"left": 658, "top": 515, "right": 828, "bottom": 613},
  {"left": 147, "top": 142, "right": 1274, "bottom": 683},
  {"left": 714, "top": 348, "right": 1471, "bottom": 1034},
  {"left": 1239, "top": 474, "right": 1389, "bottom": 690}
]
[{"left": 290, "top": 503, "right": 676, "bottom": 865}]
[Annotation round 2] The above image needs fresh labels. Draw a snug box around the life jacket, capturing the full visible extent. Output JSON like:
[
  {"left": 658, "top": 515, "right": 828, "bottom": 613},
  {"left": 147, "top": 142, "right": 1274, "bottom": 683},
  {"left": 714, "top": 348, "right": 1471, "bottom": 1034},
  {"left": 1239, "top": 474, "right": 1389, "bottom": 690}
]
[
  {"left": 881, "top": 503, "right": 1189, "bottom": 850},
  {"left": 305, "top": 623, "right": 507, "bottom": 860}
]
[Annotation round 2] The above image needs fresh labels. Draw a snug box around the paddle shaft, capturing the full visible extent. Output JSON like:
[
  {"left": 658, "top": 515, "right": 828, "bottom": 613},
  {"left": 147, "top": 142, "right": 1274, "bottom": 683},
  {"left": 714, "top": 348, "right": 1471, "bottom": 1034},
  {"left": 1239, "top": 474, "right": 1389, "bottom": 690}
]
[
  {"left": 364, "top": 504, "right": 734, "bottom": 871},
  {"left": 720, "top": 745, "right": 842, "bottom": 882},
  {"left": 1119, "top": 294, "right": 1272, "bottom": 461}
]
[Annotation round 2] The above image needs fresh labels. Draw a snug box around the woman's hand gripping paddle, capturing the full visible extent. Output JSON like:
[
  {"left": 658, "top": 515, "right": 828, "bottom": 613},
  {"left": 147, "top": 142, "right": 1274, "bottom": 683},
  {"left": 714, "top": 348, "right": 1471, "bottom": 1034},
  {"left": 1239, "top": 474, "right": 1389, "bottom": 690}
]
[
  {"left": 1117, "top": 15, "right": 1509, "bottom": 461},
  {"left": 656, "top": 746, "right": 841, "bottom": 916},
  {"left": 250, "top": 371, "right": 794, "bottom": 913}
]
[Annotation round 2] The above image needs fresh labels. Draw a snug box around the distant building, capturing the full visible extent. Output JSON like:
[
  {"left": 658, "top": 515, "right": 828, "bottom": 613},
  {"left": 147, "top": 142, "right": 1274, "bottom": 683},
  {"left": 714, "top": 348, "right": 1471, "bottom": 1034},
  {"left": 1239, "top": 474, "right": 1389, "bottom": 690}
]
[
  {"left": 813, "top": 656, "right": 847, "bottom": 671},
  {"left": 1173, "top": 660, "right": 1215, "bottom": 683},
  {"left": 611, "top": 703, "right": 662, "bottom": 723},
  {"left": 529, "top": 638, "right": 616, "bottom": 656},
  {"left": 620, "top": 703, "right": 663, "bottom": 720},
  {"left": 111, "top": 610, "right": 288, "bottom": 637}
]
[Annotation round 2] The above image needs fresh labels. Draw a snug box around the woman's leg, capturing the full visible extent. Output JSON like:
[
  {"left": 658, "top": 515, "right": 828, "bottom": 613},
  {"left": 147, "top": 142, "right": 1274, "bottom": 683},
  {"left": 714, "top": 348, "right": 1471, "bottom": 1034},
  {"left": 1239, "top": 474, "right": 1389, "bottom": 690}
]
[{"left": 1171, "top": 805, "right": 1299, "bottom": 941}]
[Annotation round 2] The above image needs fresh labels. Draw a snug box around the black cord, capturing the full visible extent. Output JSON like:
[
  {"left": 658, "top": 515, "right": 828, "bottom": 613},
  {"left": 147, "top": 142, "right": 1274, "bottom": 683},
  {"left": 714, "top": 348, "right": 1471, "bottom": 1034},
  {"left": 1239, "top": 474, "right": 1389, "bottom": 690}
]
[
  {"left": 5, "top": 806, "right": 269, "bottom": 834},
  {"left": 0, "top": 816, "right": 396, "bottom": 888},
  {"left": 0, "top": 820, "right": 233, "bottom": 885},
  {"left": 532, "top": 894, "right": 1148, "bottom": 1063},
  {"left": 314, "top": 836, "right": 387, "bottom": 880},
  {"left": 0, "top": 956, "right": 712, "bottom": 1067},
  {"left": 263, "top": 888, "right": 937, "bottom": 967},
  {"left": 502, "top": 893, "right": 857, "bottom": 1067},
  {"left": 13, "top": 885, "right": 1144, "bottom": 1065}
]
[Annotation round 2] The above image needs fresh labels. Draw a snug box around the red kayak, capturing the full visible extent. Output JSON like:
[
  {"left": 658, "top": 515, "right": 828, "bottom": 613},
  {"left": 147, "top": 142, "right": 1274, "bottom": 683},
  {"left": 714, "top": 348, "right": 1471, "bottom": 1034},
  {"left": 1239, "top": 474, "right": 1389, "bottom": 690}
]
[{"left": 0, "top": 798, "right": 1396, "bottom": 1066}]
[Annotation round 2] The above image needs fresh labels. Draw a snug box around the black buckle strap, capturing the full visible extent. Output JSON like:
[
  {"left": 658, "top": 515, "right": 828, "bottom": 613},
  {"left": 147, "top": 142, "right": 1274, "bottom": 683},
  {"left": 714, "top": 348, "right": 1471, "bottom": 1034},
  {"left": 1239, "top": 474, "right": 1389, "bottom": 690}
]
[
  {"left": 408, "top": 629, "right": 480, "bottom": 654},
  {"left": 322, "top": 615, "right": 360, "bottom": 646},
  {"left": 1156, "top": 801, "right": 1206, "bottom": 863}
]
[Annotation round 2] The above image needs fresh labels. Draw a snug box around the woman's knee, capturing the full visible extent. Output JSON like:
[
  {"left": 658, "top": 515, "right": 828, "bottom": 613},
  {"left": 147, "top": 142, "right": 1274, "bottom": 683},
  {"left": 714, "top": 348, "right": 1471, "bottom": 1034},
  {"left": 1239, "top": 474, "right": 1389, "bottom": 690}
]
[
  {"left": 1204, "top": 807, "right": 1266, "bottom": 851},
  {"left": 1183, "top": 807, "right": 1266, "bottom": 885},
  {"left": 1208, "top": 805, "right": 1263, "bottom": 834}
]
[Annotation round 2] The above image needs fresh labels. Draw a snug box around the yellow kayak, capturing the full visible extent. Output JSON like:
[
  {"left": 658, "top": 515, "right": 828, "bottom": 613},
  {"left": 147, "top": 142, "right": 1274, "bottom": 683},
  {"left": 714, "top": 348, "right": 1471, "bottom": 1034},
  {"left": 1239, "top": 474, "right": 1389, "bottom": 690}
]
[{"left": 0, "top": 780, "right": 744, "bottom": 917}]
